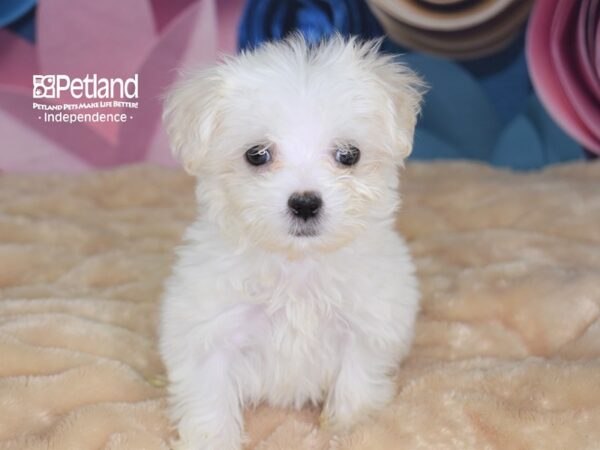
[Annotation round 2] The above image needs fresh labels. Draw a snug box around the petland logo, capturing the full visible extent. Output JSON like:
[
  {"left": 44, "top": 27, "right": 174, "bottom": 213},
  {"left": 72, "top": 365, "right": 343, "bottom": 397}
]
[
  {"left": 32, "top": 74, "right": 139, "bottom": 124},
  {"left": 33, "top": 74, "right": 139, "bottom": 99}
]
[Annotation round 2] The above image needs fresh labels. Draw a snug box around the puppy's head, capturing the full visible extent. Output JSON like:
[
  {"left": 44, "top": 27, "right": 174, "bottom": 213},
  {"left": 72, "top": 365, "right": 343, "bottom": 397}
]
[{"left": 164, "top": 35, "right": 424, "bottom": 256}]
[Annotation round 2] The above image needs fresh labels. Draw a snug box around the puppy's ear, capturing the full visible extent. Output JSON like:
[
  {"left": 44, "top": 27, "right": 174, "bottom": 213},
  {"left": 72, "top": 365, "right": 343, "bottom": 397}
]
[
  {"left": 374, "top": 55, "right": 426, "bottom": 164},
  {"left": 162, "top": 68, "right": 223, "bottom": 174}
]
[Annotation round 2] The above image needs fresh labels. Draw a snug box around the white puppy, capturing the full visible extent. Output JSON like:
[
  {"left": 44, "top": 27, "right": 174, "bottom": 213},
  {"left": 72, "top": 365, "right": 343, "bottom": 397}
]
[{"left": 159, "top": 35, "right": 423, "bottom": 450}]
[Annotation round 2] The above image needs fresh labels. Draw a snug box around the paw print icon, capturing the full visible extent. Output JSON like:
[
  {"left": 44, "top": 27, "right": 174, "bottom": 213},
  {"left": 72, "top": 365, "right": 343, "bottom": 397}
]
[{"left": 33, "top": 75, "right": 56, "bottom": 99}]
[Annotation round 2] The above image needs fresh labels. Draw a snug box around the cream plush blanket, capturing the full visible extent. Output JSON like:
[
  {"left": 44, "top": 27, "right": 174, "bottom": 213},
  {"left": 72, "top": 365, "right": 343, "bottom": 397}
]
[{"left": 1, "top": 162, "right": 599, "bottom": 450}]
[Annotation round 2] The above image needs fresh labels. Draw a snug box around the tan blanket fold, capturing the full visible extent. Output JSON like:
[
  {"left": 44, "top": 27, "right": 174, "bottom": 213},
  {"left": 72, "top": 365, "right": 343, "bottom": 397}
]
[{"left": 0, "top": 161, "right": 599, "bottom": 450}]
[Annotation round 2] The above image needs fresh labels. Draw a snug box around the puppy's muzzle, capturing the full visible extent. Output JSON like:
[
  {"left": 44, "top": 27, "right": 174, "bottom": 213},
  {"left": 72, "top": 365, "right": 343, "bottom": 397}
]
[{"left": 288, "top": 192, "right": 322, "bottom": 221}]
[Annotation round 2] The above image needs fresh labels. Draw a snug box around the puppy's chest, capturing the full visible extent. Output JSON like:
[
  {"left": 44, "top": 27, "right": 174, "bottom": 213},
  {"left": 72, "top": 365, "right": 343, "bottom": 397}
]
[
  {"left": 238, "top": 263, "right": 353, "bottom": 352},
  {"left": 241, "top": 264, "right": 352, "bottom": 333},
  {"left": 255, "top": 279, "right": 348, "bottom": 404},
  {"left": 231, "top": 262, "right": 362, "bottom": 404}
]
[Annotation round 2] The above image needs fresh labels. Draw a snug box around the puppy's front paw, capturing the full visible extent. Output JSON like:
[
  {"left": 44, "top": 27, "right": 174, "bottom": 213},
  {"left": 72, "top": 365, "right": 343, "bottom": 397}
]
[
  {"left": 320, "top": 406, "right": 357, "bottom": 433},
  {"left": 171, "top": 426, "right": 243, "bottom": 450},
  {"left": 321, "top": 376, "right": 396, "bottom": 432},
  {"left": 171, "top": 408, "right": 243, "bottom": 450}
]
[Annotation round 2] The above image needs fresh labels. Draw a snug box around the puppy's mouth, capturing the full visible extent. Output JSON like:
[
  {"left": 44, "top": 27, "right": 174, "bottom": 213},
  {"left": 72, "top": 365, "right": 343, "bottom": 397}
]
[{"left": 289, "top": 223, "right": 320, "bottom": 238}]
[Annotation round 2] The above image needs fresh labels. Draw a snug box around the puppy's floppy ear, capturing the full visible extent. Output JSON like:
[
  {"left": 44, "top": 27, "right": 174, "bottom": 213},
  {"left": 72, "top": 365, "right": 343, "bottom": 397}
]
[
  {"left": 374, "top": 54, "right": 427, "bottom": 163},
  {"left": 162, "top": 68, "right": 223, "bottom": 174}
]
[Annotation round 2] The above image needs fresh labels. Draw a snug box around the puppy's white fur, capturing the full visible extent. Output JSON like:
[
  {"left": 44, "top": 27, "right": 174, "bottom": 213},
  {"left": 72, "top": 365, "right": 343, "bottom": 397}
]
[{"left": 160, "top": 35, "right": 424, "bottom": 450}]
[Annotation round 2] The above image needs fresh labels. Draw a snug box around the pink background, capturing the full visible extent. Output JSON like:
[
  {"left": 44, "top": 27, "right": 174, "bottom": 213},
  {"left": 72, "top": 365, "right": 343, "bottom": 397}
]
[{"left": 0, "top": 0, "right": 244, "bottom": 173}]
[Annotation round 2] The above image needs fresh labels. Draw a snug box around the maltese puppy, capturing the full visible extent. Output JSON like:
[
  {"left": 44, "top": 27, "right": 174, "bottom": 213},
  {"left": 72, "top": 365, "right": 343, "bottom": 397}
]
[{"left": 159, "top": 35, "right": 423, "bottom": 450}]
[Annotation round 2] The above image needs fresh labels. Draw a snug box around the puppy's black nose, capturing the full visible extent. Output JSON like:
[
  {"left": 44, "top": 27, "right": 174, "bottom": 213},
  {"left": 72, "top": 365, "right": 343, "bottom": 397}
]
[{"left": 288, "top": 192, "right": 322, "bottom": 221}]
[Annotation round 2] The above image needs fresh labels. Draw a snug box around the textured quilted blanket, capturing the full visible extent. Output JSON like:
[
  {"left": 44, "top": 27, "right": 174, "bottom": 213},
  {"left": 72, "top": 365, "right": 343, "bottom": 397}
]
[{"left": 1, "top": 161, "right": 599, "bottom": 450}]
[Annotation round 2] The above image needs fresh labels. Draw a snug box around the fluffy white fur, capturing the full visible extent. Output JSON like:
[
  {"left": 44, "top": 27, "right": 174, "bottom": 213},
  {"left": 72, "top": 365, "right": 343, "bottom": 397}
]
[{"left": 159, "top": 35, "right": 424, "bottom": 450}]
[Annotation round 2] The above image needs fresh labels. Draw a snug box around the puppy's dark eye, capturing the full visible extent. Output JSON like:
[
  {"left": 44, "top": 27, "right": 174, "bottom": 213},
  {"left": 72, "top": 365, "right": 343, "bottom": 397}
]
[
  {"left": 245, "top": 145, "right": 271, "bottom": 166},
  {"left": 335, "top": 146, "right": 360, "bottom": 166}
]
